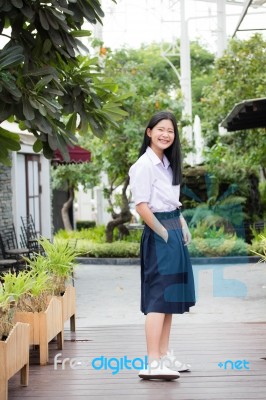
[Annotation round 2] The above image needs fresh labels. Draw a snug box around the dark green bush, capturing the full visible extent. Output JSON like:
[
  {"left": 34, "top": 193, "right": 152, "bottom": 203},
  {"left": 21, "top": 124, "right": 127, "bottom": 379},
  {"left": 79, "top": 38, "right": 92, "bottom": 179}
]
[{"left": 76, "top": 221, "right": 96, "bottom": 230}]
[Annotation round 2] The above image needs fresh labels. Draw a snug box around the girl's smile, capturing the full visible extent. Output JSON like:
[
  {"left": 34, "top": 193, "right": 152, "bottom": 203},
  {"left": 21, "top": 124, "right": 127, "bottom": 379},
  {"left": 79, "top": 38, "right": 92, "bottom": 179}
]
[{"left": 147, "top": 119, "right": 175, "bottom": 159}]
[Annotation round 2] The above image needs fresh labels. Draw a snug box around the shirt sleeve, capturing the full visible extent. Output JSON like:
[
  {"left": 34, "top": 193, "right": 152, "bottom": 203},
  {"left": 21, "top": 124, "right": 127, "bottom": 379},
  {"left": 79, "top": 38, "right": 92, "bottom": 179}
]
[{"left": 129, "top": 161, "right": 153, "bottom": 206}]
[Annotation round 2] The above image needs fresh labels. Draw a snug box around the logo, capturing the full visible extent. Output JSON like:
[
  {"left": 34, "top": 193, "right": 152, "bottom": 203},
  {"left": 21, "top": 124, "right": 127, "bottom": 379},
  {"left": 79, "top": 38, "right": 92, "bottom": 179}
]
[
  {"left": 53, "top": 350, "right": 184, "bottom": 375},
  {"left": 54, "top": 353, "right": 149, "bottom": 375},
  {"left": 218, "top": 359, "right": 250, "bottom": 370}
]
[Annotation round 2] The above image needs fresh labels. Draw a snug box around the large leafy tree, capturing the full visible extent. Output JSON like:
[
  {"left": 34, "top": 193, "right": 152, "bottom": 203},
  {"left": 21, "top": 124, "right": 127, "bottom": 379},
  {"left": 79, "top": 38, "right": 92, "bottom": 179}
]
[
  {"left": 201, "top": 34, "right": 266, "bottom": 176},
  {"left": 0, "top": 0, "right": 128, "bottom": 165},
  {"left": 197, "top": 34, "right": 266, "bottom": 222}
]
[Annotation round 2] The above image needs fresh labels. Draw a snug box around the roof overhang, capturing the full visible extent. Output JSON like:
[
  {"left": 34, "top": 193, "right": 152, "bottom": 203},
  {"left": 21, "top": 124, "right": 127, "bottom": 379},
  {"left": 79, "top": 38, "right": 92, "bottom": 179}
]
[
  {"left": 232, "top": 0, "right": 266, "bottom": 37},
  {"left": 220, "top": 97, "right": 266, "bottom": 131},
  {"left": 53, "top": 145, "right": 91, "bottom": 164}
]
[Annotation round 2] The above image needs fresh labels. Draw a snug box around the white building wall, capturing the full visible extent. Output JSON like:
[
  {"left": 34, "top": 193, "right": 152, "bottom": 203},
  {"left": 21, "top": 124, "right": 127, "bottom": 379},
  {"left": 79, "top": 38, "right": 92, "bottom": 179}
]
[
  {"left": 11, "top": 140, "right": 52, "bottom": 242},
  {"left": 74, "top": 172, "right": 111, "bottom": 226}
]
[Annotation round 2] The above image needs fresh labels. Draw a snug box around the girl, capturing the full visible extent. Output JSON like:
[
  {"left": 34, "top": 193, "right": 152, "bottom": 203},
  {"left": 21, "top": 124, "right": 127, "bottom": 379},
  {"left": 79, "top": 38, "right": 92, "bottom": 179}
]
[{"left": 129, "top": 111, "right": 196, "bottom": 380}]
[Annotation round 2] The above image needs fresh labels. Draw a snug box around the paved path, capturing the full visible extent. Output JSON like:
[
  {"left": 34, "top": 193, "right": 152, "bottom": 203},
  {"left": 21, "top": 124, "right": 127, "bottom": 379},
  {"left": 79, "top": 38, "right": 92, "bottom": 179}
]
[{"left": 73, "top": 261, "right": 266, "bottom": 327}]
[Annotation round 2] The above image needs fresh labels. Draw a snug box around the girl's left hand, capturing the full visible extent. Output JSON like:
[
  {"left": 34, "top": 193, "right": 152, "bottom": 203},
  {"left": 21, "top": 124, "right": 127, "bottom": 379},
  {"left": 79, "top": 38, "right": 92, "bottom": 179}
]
[{"left": 180, "top": 215, "right": 192, "bottom": 245}]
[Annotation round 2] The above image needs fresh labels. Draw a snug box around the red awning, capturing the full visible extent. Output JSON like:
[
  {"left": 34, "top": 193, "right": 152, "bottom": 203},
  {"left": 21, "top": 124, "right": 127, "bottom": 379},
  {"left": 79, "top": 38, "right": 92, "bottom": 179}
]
[{"left": 53, "top": 145, "right": 91, "bottom": 164}]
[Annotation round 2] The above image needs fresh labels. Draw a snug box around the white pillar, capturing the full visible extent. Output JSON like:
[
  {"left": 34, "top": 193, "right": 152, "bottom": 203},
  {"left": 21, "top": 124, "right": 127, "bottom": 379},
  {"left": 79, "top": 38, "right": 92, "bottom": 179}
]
[
  {"left": 180, "top": 0, "right": 192, "bottom": 119},
  {"left": 180, "top": 0, "right": 193, "bottom": 165},
  {"left": 40, "top": 156, "right": 52, "bottom": 240},
  {"left": 217, "top": 0, "right": 227, "bottom": 57}
]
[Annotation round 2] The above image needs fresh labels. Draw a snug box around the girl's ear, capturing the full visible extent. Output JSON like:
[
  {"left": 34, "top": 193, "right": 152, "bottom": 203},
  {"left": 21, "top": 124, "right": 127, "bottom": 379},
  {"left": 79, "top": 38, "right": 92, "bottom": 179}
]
[{"left": 147, "top": 128, "right": 151, "bottom": 137}]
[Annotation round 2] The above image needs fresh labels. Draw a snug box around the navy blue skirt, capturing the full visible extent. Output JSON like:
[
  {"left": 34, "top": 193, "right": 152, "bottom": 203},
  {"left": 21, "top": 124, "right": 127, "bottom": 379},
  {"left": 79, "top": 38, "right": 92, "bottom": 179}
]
[{"left": 140, "top": 209, "right": 196, "bottom": 315}]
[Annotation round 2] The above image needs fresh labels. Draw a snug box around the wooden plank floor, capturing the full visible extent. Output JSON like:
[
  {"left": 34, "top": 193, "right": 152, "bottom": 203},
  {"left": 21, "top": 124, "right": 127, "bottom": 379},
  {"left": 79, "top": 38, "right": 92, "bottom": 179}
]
[{"left": 8, "top": 323, "right": 266, "bottom": 400}]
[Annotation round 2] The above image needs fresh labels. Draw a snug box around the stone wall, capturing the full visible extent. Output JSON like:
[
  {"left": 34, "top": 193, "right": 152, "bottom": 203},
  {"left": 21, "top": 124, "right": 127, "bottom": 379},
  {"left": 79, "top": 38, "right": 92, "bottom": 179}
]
[{"left": 0, "top": 165, "right": 13, "bottom": 232}]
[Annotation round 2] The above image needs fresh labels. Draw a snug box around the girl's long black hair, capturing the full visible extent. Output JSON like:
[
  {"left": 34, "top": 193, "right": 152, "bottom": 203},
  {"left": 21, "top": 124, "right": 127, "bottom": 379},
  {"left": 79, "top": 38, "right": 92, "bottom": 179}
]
[{"left": 138, "top": 111, "right": 182, "bottom": 185}]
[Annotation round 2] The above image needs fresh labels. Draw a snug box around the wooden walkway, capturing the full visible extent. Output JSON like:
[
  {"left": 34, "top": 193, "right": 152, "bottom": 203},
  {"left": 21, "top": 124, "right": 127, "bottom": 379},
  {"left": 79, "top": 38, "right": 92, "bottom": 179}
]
[{"left": 8, "top": 323, "right": 266, "bottom": 400}]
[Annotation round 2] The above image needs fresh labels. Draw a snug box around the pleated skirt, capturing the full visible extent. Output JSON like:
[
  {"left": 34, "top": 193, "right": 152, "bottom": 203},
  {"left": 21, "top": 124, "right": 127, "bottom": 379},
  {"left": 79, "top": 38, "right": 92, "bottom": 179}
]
[{"left": 140, "top": 209, "right": 196, "bottom": 315}]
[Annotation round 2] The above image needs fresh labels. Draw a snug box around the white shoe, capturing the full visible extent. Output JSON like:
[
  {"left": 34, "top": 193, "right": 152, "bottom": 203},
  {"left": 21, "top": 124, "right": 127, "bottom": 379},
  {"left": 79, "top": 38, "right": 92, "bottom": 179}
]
[
  {"left": 161, "top": 350, "right": 191, "bottom": 372},
  {"left": 138, "top": 359, "right": 180, "bottom": 380}
]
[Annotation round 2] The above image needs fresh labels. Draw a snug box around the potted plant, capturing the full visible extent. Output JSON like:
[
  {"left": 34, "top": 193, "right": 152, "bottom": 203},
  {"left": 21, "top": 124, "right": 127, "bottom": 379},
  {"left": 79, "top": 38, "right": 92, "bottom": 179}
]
[
  {"left": 0, "top": 281, "right": 30, "bottom": 400},
  {"left": 28, "top": 238, "right": 79, "bottom": 333},
  {"left": 2, "top": 269, "right": 64, "bottom": 366}
]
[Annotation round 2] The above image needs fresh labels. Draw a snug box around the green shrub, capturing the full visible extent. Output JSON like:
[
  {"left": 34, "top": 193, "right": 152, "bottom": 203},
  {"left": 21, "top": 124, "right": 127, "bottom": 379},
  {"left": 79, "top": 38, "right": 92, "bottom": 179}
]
[
  {"left": 55, "top": 225, "right": 143, "bottom": 244},
  {"left": 125, "top": 228, "right": 143, "bottom": 243},
  {"left": 55, "top": 226, "right": 106, "bottom": 243},
  {"left": 249, "top": 225, "right": 266, "bottom": 255},
  {"left": 76, "top": 220, "right": 96, "bottom": 230},
  {"left": 191, "top": 222, "right": 228, "bottom": 239},
  {"left": 55, "top": 224, "right": 253, "bottom": 258},
  {"left": 188, "top": 236, "right": 248, "bottom": 257},
  {"left": 76, "top": 240, "right": 140, "bottom": 258},
  {"left": 249, "top": 234, "right": 266, "bottom": 257}
]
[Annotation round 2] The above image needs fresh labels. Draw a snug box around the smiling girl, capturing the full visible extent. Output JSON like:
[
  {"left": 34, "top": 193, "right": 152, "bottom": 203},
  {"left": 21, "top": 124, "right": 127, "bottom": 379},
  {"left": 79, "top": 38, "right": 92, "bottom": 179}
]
[{"left": 129, "top": 111, "right": 196, "bottom": 380}]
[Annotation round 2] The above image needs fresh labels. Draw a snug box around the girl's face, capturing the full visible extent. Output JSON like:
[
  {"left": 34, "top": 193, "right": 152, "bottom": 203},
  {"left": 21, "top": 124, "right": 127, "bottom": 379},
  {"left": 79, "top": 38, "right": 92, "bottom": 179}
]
[{"left": 147, "top": 119, "right": 175, "bottom": 158}]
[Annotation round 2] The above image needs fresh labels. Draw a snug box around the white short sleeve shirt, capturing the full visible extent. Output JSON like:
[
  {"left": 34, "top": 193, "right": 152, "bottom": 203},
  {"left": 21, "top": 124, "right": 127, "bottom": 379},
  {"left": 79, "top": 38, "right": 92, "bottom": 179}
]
[{"left": 129, "top": 146, "right": 182, "bottom": 212}]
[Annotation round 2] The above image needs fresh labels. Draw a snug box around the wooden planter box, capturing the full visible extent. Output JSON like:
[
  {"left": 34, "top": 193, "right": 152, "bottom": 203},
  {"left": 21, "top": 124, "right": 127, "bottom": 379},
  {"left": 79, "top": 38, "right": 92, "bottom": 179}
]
[
  {"left": 14, "top": 297, "right": 63, "bottom": 366},
  {"left": 61, "top": 285, "right": 76, "bottom": 332},
  {"left": 0, "top": 322, "right": 30, "bottom": 400}
]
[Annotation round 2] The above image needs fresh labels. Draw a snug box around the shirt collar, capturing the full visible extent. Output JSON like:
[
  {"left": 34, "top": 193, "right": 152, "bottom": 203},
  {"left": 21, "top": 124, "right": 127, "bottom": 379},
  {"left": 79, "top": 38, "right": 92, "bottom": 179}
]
[{"left": 146, "top": 146, "right": 170, "bottom": 168}]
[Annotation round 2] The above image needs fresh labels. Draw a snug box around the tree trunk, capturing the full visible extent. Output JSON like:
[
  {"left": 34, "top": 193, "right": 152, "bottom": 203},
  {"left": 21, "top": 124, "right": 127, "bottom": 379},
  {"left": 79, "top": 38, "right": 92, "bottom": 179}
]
[
  {"left": 61, "top": 186, "right": 74, "bottom": 231},
  {"left": 105, "top": 177, "right": 132, "bottom": 243}
]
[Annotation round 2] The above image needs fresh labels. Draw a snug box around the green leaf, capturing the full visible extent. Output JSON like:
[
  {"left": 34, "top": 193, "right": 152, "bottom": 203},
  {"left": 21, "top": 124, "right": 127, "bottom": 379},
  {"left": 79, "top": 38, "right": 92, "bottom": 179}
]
[
  {"left": 23, "top": 98, "right": 35, "bottom": 120},
  {"left": 11, "top": 0, "right": 23, "bottom": 8},
  {"left": 44, "top": 10, "right": 59, "bottom": 30},
  {"left": 0, "top": 46, "right": 24, "bottom": 69},
  {"left": 33, "top": 114, "right": 53, "bottom": 135},
  {"left": 87, "top": 115, "right": 104, "bottom": 138},
  {"left": 18, "top": 121, "right": 28, "bottom": 131},
  {"left": 87, "top": 0, "right": 105, "bottom": 18},
  {"left": 42, "top": 39, "right": 52, "bottom": 54},
  {"left": 66, "top": 113, "right": 77, "bottom": 133},
  {"left": 71, "top": 30, "right": 92, "bottom": 37},
  {"left": 0, "top": 145, "right": 11, "bottom": 166},
  {"left": 0, "top": 135, "right": 21, "bottom": 151},
  {"left": 34, "top": 75, "right": 54, "bottom": 92},
  {"left": 1, "top": 79, "right": 22, "bottom": 98},
  {"left": 24, "top": 66, "right": 57, "bottom": 77},
  {"left": 39, "top": 9, "right": 50, "bottom": 30},
  {"left": 0, "top": 53, "right": 24, "bottom": 69},
  {"left": 38, "top": 96, "right": 62, "bottom": 112},
  {"left": 0, "top": 126, "right": 21, "bottom": 152},
  {"left": 0, "top": 102, "right": 12, "bottom": 120},
  {"left": 21, "top": 5, "right": 35, "bottom": 20},
  {"left": 56, "top": 135, "right": 71, "bottom": 162},
  {"left": 42, "top": 141, "right": 55, "bottom": 159},
  {"left": 48, "top": 133, "right": 58, "bottom": 150},
  {"left": 33, "top": 139, "right": 43, "bottom": 153},
  {"left": 28, "top": 96, "right": 40, "bottom": 110}
]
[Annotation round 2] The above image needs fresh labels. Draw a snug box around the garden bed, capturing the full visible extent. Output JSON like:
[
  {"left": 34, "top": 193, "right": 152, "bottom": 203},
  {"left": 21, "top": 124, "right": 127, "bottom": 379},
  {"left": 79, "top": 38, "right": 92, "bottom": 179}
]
[
  {"left": 59, "top": 284, "right": 76, "bottom": 332},
  {"left": 14, "top": 297, "right": 63, "bottom": 365},
  {"left": 0, "top": 322, "right": 30, "bottom": 400}
]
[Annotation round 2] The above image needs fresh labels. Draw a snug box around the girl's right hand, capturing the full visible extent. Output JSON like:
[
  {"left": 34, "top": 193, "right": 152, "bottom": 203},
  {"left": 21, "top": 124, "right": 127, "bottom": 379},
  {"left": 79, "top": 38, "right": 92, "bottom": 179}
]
[{"left": 160, "top": 226, "right": 168, "bottom": 243}]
